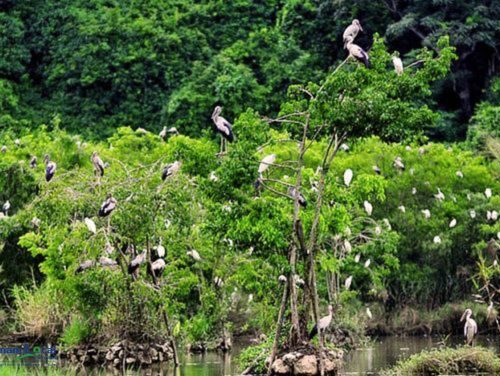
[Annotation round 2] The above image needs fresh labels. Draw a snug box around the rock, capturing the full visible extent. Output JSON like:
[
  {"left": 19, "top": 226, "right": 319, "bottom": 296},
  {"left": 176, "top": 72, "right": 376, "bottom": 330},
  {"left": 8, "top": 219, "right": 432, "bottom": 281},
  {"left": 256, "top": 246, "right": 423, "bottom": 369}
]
[
  {"left": 126, "top": 357, "right": 136, "bottom": 364},
  {"left": 118, "top": 350, "right": 124, "bottom": 359},
  {"left": 283, "top": 352, "right": 298, "bottom": 364},
  {"left": 294, "top": 354, "right": 318, "bottom": 376},
  {"left": 272, "top": 358, "right": 291, "bottom": 375},
  {"left": 113, "top": 358, "right": 121, "bottom": 366},
  {"left": 105, "top": 351, "right": 114, "bottom": 361},
  {"left": 158, "top": 352, "right": 164, "bottom": 362}
]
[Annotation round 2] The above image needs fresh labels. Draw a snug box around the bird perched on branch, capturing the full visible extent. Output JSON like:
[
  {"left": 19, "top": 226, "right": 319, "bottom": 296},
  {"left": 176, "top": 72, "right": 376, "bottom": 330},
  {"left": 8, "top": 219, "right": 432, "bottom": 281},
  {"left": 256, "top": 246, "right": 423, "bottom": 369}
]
[
  {"left": 346, "top": 42, "right": 370, "bottom": 68},
  {"left": 343, "top": 19, "right": 363, "bottom": 48},
  {"left": 2, "top": 201, "right": 10, "bottom": 216},
  {"left": 128, "top": 250, "right": 147, "bottom": 280},
  {"left": 76, "top": 260, "right": 95, "bottom": 274},
  {"left": 148, "top": 258, "right": 166, "bottom": 280},
  {"left": 91, "top": 151, "right": 106, "bottom": 177},
  {"left": 162, "top": 161, "right": 182, "bottom": 180},
  {"left": 288, "top": 187, "right": 307, "bottom": 208},
  {"left": 29, "top": 156, "right": 37, "bottom": 169},
  {"left": 460, "top": 308, "right": 477, "bottom": 346},
  {"left": 44, "top": 155, "right": 57, "bottom": 182},
  {"left": 309, "top": 305, "right": 334, "bottom": 340},
  {"left": 392, "top": 55, "right": 404, "bottom": 75},
  {"left": 98, "top": 194, "right": 117, "bottom": 217},
  {"left": 211, "top": 106, "right": 234, "bottom": 155}
]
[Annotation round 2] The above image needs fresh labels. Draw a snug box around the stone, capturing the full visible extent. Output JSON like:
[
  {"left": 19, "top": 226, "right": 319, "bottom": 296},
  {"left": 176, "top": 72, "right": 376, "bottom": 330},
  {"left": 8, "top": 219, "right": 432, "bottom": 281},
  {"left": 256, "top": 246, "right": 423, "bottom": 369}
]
[
  {"left": 272, "top": 358, "right": 291, "bottom": 375},
  {"left": 294, "top": 354, "right": 318, "bottom": 376},
  {"left": 105, "top": 351, "right": 114, "bottom": 361},
  {"left": 126, "top": 357, "right": 136, "bottom": 364},
  {"left": 113, "top": 358, "right": 121, "bottom": 366}
]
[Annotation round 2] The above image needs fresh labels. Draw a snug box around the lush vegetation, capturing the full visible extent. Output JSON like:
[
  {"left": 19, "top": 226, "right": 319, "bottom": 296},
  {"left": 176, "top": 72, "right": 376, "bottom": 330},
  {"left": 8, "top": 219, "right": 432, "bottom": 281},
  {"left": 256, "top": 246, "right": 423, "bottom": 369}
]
[
  {"left": 382, "top": 346, "right": 500, "bottom": 375},
  {"left": 0, "top": 1, "right": 499, "bottom": 370}
]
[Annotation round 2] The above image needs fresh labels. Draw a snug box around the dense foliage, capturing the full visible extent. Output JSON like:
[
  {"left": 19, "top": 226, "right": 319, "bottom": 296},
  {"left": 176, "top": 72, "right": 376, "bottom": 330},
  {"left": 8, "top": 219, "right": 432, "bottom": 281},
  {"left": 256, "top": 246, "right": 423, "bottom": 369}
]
[
  {"left": 0, "top": 0, "right": 499, "bottom": 139},
  {"left": 0, "top": 0, "right": 499, "bottom": 353}
]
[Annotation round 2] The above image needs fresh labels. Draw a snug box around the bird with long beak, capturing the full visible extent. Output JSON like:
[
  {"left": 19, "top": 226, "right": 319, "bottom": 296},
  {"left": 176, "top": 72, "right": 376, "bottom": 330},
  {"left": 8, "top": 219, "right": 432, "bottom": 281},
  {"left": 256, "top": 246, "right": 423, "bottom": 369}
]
[
  {"left": 309, "top": 305, "right": 334, "bottom": 340},
  {"left": 91, "top": 151, "right": 106, "bottom": 178},
  {"left": 211, "top": 106, "right": 234, "bottom": 155},
  {"left": 343, "top": 19, "right": 363, "bottom": 48},
  {"left": 460, "top": 308, "right": 477, "bottom": 346},
  {"left": 346, "top": 41, "right": 370, "bottom": 68}
]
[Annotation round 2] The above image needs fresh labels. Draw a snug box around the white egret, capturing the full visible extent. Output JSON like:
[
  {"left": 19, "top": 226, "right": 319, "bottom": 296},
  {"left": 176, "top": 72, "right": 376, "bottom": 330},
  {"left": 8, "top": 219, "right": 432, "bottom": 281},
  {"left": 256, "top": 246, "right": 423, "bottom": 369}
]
[
  {"left": 344, "top": 169, "right": 353, "bottom": 187},
  {"left": 84, "top": 218, "right": 97, "bottom": 235}
]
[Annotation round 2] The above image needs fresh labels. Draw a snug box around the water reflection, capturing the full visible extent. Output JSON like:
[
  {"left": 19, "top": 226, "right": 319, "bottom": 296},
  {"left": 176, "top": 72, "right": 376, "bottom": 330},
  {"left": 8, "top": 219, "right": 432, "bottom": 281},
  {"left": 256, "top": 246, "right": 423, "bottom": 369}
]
[
  {"left": 2, "top": 336, "right": 498, "bottom": 375},
  {"left": 343, "top": 336, "right": 500, "bottom": 375}
]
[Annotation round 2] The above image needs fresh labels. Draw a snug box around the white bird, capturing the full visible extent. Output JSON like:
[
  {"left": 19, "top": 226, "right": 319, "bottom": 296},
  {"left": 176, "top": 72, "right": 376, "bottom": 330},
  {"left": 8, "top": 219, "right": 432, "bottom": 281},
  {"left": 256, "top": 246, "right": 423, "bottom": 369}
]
[
  {"left": 497, "top": 232, "right": 500, "bottom": 240},
  {"left": 364, "top": 201, "right": 373, "bottom": 216},
  {"left": 392, "top": 56, "right": 403, "bottom": 75},
  {"left": 345, "top": 275, "right": 353, "bottom": 290},
  {"left": 187, "top": 249, "right": 201, "bottom": 262},
  {"left": 278, "top": 275, "right": 287, "bottom": 283},
  {"left": 340, "top": 143, "right": 350, "bottom": 152},
  {"left": 159, "top": 126, "right": 167, "bottom": 139},
  {"left": 161, "top": 161, "right": 182, "bottom": 180},
  {"left": 372, "top": 165, "right": 381, "bottom": 175},
  {"left": 258, "top": 154, "right": 276, "bottom": 176},
  {"left": 344, "top": 169, "right": 353, "bottom": 187},
  {"left": 289, "top": 187, "right": 307, "bottom": 208},
  {"left": 398, "top": 205, "right": 406, "bottom": 213},
  {"left": 99, "top": 256, "right": 118, "bottom": 268},
  {"left": 470, "top": 210, "right": 476, "bottom": 219},
  {"left": 294, "top": 274, "right": 305, "bottom": 286},
  {"left": 422, "top": 209, "right": 431, "bottom": 219},
  {"left": 1, "top": 145, "right": 6, "bottom": 153},
  {"left": 91, "top": 151, "right": 106, "bottom": 177},
  {"left": 412, "top": 187, "right": 417, "bottom": 195},
  {"left": 354, "top": 254, "right": 361, "bottom": 263},
  {"left": 309, "top": 305, "right": 334, "bottom": 339},
  {"left": 383, "top": 218, "right": 392, "bottom": 230},
  {"left": 492, "top": 211, "right": 498, "bottom": 221},
  {"left": 44, "top": 155, "right": 57, "bottom": 182},
  {"left": 393, "top": 157, "right": 405, "bottom": 171},
  {"left": 346, "top": 41, "right": 370, "bottom": 68},
  {"left": 128, "top": 249, "right": 147, "bottom": 279},
  {"left": 209, "top": 171, "right": 219, "bottom": 182},
  {"left": 343, "top": 19, "right": 363, "bottom": 48},
  {"left": 211, "top": 106, "right": 234, "bottom": 154},
  {"left": 375, "top": 226, "right": 382, "bottom": 235},
  {"left": 364, "top": 259, "right": 371, "bottom": 268},
  {"left": 434, "top": 188, "right": 445, "bottom": 201},
  {"left": 485, "top": 188, "right": 492, "bottom": 199},
  {"left": 460, "top": 308, "right": 477, "bottom": 346},
  {"left": 214, "top": 276, "right": 224, "bottom": 288},
  {"left": 344, "top": 239, "right": 352, "bottom": 253},
  {"left": 433, "top": 236, "right": 442, "bottom": 244},
  {"left": 487, "top": 211, "right": 492, "bottom": 220},
  {"left": 366, "top": 308, "right": 373, "bottom": 320},
  {"left": 155, "top": 242, "right": 166, "bottom": 258},
  {"left": 14, "top": 139, "right": 20, "bottom": 146},
  {"left": 449, "top": 218, "right": 457, "bottom": 228},
  {"left": 2, "top": 201, "right": 10, "bottom": 215},
  {"left": 84, "top": 218, "right": 97, "bottom": 235},
  {"left": 456, "top": 171, "right": 464, "bottom": 178},
  {"left": 31, "top": 217, "right": 41, "bottom": 228}
]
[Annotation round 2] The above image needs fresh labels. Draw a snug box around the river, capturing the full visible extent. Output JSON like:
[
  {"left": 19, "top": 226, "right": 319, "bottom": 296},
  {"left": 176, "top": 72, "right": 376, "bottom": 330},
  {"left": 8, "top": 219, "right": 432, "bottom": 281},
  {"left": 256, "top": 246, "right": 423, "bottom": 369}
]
[{"left": 1, "top": 335, "right": 499, "bottom": 374}]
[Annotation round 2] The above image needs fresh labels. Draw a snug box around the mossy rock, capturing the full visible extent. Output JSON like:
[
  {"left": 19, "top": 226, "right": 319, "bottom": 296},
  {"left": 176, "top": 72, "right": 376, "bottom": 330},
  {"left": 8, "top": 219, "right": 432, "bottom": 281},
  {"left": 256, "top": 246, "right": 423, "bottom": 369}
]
[{"left": 381, "top": 346, "right": 500, "bottom": 375}]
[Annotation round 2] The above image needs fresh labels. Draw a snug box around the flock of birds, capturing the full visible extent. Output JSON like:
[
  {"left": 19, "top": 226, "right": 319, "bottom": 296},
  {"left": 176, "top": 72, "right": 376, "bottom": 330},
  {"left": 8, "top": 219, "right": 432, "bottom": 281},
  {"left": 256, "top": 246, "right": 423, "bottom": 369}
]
[{"left": 0, "top": 20, "right": 496, "bottom": 344}]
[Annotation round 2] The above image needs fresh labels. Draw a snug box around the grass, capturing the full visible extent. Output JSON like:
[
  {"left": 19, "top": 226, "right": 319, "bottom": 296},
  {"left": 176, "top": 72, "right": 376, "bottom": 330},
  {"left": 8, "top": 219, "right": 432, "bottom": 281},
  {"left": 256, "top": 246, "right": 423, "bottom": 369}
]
[
  {"left": 381, "top": 346, "right": 500, "bottom": 375},
  {"left": 0, "top": 367, "right": 87, "bottom": 376}
]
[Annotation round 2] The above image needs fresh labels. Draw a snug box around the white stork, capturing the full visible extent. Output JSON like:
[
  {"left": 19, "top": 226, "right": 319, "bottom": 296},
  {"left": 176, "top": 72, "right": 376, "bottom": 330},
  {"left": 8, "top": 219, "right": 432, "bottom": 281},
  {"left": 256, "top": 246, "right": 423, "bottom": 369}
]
[
  {"left": 343, "top": 19, "right": 363, "bottom": 48},
  {"left": 44, "top": 155, "right": 57, "bottom": 182},
  {"left": 460, "top": 308, "right": 477, "bottom": 346},
  {"left": 309, "top": 305, "right": 334, "bottom": 339},
  {"left": 211, "top": 106, "right": 234, "bottom": 154},
  {"left": 346, "top": 41, "right": 370, "bottom": 68}
]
